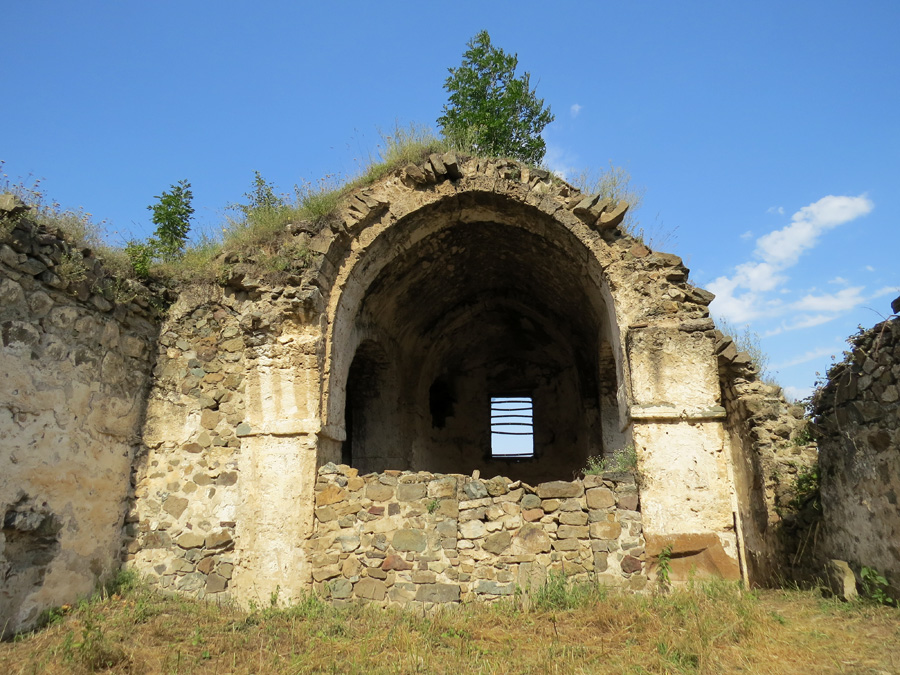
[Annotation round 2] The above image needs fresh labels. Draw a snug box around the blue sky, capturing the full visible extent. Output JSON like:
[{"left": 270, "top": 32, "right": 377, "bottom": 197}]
[{"left": 3, "top": 1, "right": 898, "bottom": 400}]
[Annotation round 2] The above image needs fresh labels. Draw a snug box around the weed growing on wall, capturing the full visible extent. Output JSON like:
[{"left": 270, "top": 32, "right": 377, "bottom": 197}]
[
  {"left": 860, "top": 566, "right": 896, "bottom": 607},
  {"left": 583, "top": 444, "right": 638, "bottom": 475}
]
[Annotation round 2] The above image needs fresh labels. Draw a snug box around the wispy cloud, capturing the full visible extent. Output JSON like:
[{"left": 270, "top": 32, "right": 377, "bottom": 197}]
[
  {"left": 793, "top": 286, "right": 866, "bottom": 313},
  {"left": 764, "top": 313, "right": 836, "bottom": 337},
  {"left": 570, "top": 103, "right": 582, "bottom": 118},
  {"left": 740, "top": 230, "right": 753, "bottom": 240},
  {"left": 766, "top": 206, "right": 785, "bottom": 215},
  {"left": 773, "top": 345, "right": 839, "bottom": 370},
  {"left": 709, "top": 194, "right": 874, "bottom": 323}
]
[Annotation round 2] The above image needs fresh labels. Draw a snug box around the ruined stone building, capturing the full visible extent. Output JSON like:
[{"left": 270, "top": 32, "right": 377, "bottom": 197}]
[{"left": 2, "top": 156, "right": 819, "bottom": 634}]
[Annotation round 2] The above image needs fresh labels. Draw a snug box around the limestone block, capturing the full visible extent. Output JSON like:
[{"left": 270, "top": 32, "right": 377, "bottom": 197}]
[
  {"left": 392, "top": 529, "right": 427, "bottom": 552},
  {"left": 415, "top": 583, "right": 460, "bottom": 603},
  {"left": 586, "top": 487, "right": 615, "bottom": 509},
  {"left": 536, "top": 481, "right": 584, "bottom": 499},
  {"left": 355, "top": 578, "right": 387, "bottom": 601}
]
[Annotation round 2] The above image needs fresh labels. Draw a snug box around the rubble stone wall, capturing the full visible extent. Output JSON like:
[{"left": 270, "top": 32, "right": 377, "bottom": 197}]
[
  {"left": 0, "top": 214, "right": 159, "bottom": 636},
  {"left": 305, "top": 464, "right": 647, "bottom": 606},
  {"left": 813, "top": 310, "right": 900, "bottom": 597}
]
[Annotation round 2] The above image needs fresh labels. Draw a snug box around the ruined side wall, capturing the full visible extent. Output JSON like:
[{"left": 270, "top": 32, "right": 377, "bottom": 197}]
[
  {"left": 127, "top": 279, "right": 325, "bottom": 606},
  {"left": 0, "top": 216, "right": 158, "bottom": 635},
  {"left": 306, "top": 466, "right": 647, "bottom": 605},
  {"left": 813, "top": 312, "right": 900, "bottom": 597}
]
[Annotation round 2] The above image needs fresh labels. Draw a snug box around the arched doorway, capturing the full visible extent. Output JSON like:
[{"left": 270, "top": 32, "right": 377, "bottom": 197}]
[{"left": 332, "top": 191, "right": 626, "bottom": 482}]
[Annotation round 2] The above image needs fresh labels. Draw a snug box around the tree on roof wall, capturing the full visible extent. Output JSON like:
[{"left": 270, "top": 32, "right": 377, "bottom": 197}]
[{"left": 438, "top": 30, "right": 555, "bottom": 165}]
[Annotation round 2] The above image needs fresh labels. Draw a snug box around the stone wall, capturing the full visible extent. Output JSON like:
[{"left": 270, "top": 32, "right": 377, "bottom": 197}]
[
  {"left": 1, "top": 207, "right": 159, "bottom": 636},
  {"left": 305, "top": 464, "right": 647, "bottom": 606},
  {"left": 813, "top": 304, "right": 900, "bottom": 598},
  {"left": 716, "top": 332, "right": 814, "bottom": 585}
]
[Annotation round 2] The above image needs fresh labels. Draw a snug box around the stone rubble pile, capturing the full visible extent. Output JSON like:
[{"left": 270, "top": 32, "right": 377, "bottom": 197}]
[{"left": 306, "top": 464, "right": 647, "bottom": 607}]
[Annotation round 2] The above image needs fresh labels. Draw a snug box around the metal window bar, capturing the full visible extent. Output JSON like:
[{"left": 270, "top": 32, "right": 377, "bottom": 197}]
[{"left": 491, "top": 397, "right": 534, "bottom": 457}]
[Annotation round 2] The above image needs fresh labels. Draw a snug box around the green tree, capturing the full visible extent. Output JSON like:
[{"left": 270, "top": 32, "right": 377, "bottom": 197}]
[
  {"left": 239, "top": 171, "right": 283, "bottom": 217},
  {"left": 438, "top": 30, "right": 555, "bottom": 165},
  {"left": 148, "top": 179, "right": 194, "bottom": 261}
]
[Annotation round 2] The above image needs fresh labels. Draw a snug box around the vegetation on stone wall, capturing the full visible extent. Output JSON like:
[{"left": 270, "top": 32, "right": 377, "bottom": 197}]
[{"left": 3, "top": 131, "right": 641, "bottom": 290}]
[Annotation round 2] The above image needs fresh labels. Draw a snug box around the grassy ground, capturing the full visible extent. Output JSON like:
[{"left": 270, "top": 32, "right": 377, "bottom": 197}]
[{"left": 2, "top": 577, "right": 897, "bottom": 674}]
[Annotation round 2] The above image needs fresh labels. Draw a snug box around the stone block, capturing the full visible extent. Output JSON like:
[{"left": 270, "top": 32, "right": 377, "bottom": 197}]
[
  {"left": 536, "top": 481, "right": 584, "bottom": 499},
  {"left": 330, "top": 578, "right": 353, "bottom": 599},
  {"left": 355, "top": 578, "right": 387, "bottom": 601},
  {"left": 392, "top": 529, "right": 427, "bottom": 552},
  {"left": 206, "top": 573, "right": 228, "bottom": 593},
  {"left": 559, "top": 511, "right": 588, "bottom": 526},
  {"left": 366, "top": 483, "right": 394, "bottom": 502},
  {"left": 415, "top": 583, "right": 460, "bottom": 603},
  {"left": 205, "top": 530, "right": 233, "bottom": 549},
  {"left": 513, "top": 523, "right": 551, "bottom": 554},
  {"left": 586, "top": 487, "right": 616, "bottom": 509},
  {"left": 824, "top": 560, "right": 858, "bottom": 601},
  {"left": 428, "top": 477, "right": 457, "bottom": 498},
  {"left": 463, "top": 480, "right": 489, "bottom": 499},
  {"left": 317, "top": 485, "right": 347, "bottom": 506},
  {"left": 621, "top": 556, "right": 642, "bottom": 574},
  {"left": 590, "top": 521, "right": 622, "bottom": 540},
  {"left": 483, "top": 531, "right": 512, "bottom": 554},
  {"left": 474, "top": 580, "right": 515, "bottom": 596},
  {"left": 557, "top": 525, "right": 589, "bottom": 539},
  {"left": 313, "top": 565, "right": 341, "bottom": 582},
  {"left": 175, "top": 532, "right": 205, "bottom": 549},
  {"left": 459, "top": 519, "right": 487, "bottom": 539},
  {"left": 521, "top": 494, "right": 542, "bottom": 509},
  {"left": 382, "top": 554, "right": 412, "bottom": 571},
  {"left": 617, "top": 494, "right": 640, "bottom": 511},
  {"left": 397, "top": 483, "right": 427, "bottom": 501},
  {"left": 523, "top": 508, "right": 543, "bottom": 522},
  {"left": 163, "top": 496, "right": 189, "bottom": 519}
]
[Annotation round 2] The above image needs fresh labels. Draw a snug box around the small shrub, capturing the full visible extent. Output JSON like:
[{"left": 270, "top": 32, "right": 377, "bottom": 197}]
[
  {"left": 583, "top": 444, "right": 638, "bottom": 475},
  {"left": 860, "top": 566, "right": 896, "bottom": 606},
  {"left": 57, "top": 250, "right": 88, "bottom": 284},
  {"left": 789, "top": 464, "right": 820, "bottom": 512}
]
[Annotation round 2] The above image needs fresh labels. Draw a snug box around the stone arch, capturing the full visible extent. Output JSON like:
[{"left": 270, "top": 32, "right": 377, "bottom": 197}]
[{"left": 315, "top": 160, "right": 637, "bottom": 481}]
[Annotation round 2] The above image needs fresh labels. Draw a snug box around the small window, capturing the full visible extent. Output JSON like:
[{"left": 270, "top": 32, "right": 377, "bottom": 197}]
[{"left": 490, "top": 396, "right": 534, "bottom": 458}]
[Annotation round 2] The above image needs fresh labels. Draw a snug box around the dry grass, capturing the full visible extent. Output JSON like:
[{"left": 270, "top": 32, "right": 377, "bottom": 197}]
[{"left": 2, "top": 577, "right": 897, "bottom": 675}]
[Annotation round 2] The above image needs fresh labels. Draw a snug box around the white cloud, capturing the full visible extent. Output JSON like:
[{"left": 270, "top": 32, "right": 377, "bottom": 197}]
[
  {"left": 766, "top": 206, "right": 785, "bottom": 215},
  {"left": 764, "top": 313, "right": 836, "bottom": 337},
  {"left": 570, "top": 103, "right": 582, "bottom": 118},
  {"left": 793, "top": 286, "right": 866, "bottom": 313},
  {"left": 709, "top": 194, "right": 873, "bottom": 324},
  {"left": 828, "top": 276, "right": 848, "bottom": 285},
  {"left": 773, "top": 345, "right": 839, "bottom": 370},
  {"left": 865, "top": 265, "right": 876, "bottom": 272},
  {"left": 872, "top": 286, "right": 900, "bottom": 298},
  {"left": 740, "top": 230, "right": 753, "bottom": 240},
  {"left": 755, "top": 194, "right": 873, "bottom": 269}
]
